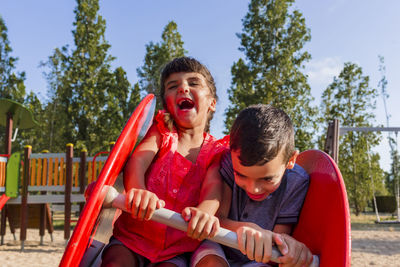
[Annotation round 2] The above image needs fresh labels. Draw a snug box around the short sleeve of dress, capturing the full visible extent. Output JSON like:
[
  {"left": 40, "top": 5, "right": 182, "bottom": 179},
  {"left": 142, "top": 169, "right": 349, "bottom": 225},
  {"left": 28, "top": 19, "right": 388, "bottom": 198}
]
[
  {"left": 154, "top": 110, "right": 170, "bottom": 136},
  {"left": 153, "top": 110, "right": 179, "bottom": 150},
  {"left": 205, "top": 135, "right": 230, "bottom": 169},
  {"left": 276, "top": 164, "right": 310, "bottom": 225},
  {"left": 219, "top": 150, "right": 235, "bottom": 189}
]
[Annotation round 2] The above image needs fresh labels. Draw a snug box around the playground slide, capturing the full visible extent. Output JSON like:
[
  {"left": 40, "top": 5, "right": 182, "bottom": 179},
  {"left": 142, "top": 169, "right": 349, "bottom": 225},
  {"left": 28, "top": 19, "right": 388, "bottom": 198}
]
[{"left": 0, "top": 195, "right": 10, "bottom": 211}]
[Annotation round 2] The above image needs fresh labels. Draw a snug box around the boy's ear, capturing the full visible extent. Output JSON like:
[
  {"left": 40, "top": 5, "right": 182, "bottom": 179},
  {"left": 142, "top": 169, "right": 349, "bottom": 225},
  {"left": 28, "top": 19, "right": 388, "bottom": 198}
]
[{"left": 286, "top": 150, "right": 299, "bottom": 169}]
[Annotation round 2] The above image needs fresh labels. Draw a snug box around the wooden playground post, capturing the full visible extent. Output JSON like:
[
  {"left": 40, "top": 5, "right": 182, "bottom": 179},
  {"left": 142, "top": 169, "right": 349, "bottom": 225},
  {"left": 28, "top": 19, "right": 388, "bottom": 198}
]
[
  {"left": 0, "top": 113, "right": 13, "bottom": 245},
  {"left": 324, "top": 119, "right": 340, "bottom": 163},
  {"left": 5, "top": 112, "right": 12, "bottom": 157},
  {"left": 39, "top": 150, "right": 49, "bottom": 245},
  {"left": 20, "top": 145, "right": 31, "bottom": 250},
  {"left": 46, "top": 203, "right": 54, "bottom": 241},
  {"left": 65, "top": 144, "right": 73, "bottom": 242},
  {"left": 109, "top": 141, "right": 115, "bottom": 151},
  {"left": 79, "top": 149, "right": 87, "bottom": 213}
]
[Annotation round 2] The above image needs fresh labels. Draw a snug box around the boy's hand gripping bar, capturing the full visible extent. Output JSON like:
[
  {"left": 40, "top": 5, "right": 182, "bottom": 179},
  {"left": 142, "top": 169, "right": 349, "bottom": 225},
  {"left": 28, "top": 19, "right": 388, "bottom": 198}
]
[{"left": 102, "top": 186, "right": 319, "bottom": 266}]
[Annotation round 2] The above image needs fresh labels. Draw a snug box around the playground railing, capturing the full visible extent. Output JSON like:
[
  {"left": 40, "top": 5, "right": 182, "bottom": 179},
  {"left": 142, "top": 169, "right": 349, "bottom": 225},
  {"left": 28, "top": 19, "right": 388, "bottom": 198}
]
[
  {"left": 2, "top": 145, "right": 109, "bottom": 248},
  {"left": 7, "top": 152, "right": 108, "bottom": 205},
  {"left": 86, "top": 156, "right": 108, "bottom": 185}
]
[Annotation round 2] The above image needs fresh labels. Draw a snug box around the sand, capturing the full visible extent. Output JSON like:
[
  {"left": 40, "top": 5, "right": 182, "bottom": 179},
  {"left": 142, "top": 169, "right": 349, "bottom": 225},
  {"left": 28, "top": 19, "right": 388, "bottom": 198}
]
[
  {"left": 0, "top": 227, "right": 399, "bottom": 266},
  {"left": 351, "top": 227, "right": 400, "bottom": 266},
  {"left": 0, "top": 229, "right": 65, "bottom": 267}
]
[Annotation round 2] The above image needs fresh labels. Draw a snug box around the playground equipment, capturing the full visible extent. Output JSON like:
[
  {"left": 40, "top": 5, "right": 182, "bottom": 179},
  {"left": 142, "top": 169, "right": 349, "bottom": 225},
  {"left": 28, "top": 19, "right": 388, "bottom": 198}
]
[
  {"left": 0, "top": 154, "right": 11, "bottom": 209},
  {"left": 0, "top": 145, "right": 110, "bottom": 248},
  {"left": 0, "top": 98, "right": 39, "bottom": 154},
  {"left": 76, "top": 149, "right": 349, "bottom": 267},
  {"left": 0, "top": 98, "right": 115, "bottom": 248},
  {"left": 0, "top": 98, "right": 38, "bottom": 245},
  {"left": 325, "top": 119, "right": 400, "bottom": 223},
  {"left": 66, "top": 150, "right": 349, "bottom": 267},
  {"left": 60, "top": 94, "right": 350, "bottom": 267},
  {"left": 294, "top": 150, "right": 351, "bottom": 267}
]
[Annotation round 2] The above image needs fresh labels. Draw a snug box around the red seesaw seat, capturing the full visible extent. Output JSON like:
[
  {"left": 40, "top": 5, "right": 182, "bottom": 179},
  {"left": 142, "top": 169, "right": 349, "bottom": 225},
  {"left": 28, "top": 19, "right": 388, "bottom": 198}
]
[
  {"left": 60, "top": 94, "right": 350, "bottom": 267},
  {"left": 294, "top": 150, "right": 351, "bottom": 267},
  {"left": 72, "top": 149, "right": 351, "bottom": 267}
]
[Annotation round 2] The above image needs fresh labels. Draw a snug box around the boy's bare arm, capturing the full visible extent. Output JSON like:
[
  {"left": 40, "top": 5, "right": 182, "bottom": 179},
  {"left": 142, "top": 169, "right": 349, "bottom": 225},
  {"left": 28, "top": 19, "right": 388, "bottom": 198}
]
[{"left": 123, "top": 124, "right": 161, "bottom": 190}]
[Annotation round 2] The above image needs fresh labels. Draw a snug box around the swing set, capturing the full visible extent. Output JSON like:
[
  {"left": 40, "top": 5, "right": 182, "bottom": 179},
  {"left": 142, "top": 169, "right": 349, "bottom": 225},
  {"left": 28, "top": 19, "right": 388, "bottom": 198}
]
[{"left": 325, "top": 119, "right": 400, "bottom": 223}]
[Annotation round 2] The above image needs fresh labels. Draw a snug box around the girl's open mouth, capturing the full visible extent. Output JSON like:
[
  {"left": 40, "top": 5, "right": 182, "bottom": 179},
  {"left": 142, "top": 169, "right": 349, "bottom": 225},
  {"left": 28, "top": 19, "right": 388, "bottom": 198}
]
[{"left": 177, "top": 98, "right": 195, "bottom": 110}]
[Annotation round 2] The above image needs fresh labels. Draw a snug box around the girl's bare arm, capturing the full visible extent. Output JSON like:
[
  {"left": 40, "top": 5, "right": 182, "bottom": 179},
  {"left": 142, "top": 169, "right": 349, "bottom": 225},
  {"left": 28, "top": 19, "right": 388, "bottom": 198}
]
[
  {"left": 182, "top": 162, "right": 224, "bottom": 240},
  {"left": 123, "top": 123, "right": 161, "bottom": 190},
  {"left": 197, "top": 162, "right": 223, "bottom": 214}
]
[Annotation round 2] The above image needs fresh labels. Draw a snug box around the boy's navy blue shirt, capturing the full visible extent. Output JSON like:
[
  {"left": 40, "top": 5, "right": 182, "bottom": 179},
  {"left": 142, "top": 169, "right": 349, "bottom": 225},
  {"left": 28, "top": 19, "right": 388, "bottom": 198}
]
[{"left": 219, "top": 150, "right": 310, "bottom": 264}]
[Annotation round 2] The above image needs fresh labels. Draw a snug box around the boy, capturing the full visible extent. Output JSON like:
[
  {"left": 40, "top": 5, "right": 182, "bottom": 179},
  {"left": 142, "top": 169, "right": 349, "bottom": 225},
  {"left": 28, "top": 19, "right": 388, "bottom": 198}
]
[{"left": 192, "top": 104, "right": 313, "bottom": 267}]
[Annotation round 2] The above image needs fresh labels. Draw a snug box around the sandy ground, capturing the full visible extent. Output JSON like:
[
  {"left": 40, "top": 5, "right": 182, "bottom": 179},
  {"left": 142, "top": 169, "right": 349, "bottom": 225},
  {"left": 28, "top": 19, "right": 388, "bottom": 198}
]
[
  {"left": 351, "top": 227, "right": 400, "bottom": 266},
  {"left": 0, "top": 227, "right": 400, "bottom": 266},
  {"left": 0, "top": 229, "right": 65, "bottom": 267}
]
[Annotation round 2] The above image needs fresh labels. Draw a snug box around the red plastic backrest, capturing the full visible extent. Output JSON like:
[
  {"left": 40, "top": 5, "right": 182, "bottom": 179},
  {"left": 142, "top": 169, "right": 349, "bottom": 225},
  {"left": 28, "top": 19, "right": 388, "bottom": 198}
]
[
  {"left": 60, "top": 95, "right": 155, "bottom": 267},
  {"left": 293, "top": 150, "right": 351, "bottom": 267}
]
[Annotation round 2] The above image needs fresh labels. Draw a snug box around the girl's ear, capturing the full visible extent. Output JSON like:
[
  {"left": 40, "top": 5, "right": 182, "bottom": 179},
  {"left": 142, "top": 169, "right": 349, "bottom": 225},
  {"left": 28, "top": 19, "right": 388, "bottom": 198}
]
[
  {"left": 208, "top": 97, "right": 217, "bottom": 112},
  {"left": 286, "top": 150, "right": 299, "bottom": 169},
  {"left": 209, "top": 98, "right": 216, "bottom": 112}
]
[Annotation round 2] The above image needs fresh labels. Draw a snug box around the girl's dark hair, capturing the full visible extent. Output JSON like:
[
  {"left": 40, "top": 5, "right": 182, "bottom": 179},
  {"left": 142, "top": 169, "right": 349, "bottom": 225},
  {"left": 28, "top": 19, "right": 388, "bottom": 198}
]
[
  {"left": 230, "top": 104, "right": 295, "bottom": 166},
  {"left": 160, "top": 57, "right": 217, "bottom": 132}
]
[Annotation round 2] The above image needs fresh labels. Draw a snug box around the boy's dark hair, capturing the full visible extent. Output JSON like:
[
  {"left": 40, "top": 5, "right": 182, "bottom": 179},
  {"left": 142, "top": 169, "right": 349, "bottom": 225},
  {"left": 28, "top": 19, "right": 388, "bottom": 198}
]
[
  {"left": 160, "top": 57, "right": 217, "bottom": 132},
  {"left": 230, "top": 104, "right": 295, "bottom": 166}
]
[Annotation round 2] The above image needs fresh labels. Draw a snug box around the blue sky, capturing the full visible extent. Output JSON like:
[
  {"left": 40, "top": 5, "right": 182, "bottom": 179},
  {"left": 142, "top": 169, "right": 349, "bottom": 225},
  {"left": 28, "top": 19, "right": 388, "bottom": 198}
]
[{"left": 1, "top": 0, "right": 400, "bottom": 170}]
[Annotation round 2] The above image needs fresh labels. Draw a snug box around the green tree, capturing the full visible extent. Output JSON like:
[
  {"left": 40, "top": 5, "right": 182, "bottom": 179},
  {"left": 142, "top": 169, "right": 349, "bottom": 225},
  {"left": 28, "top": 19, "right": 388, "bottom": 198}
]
[
  {"left": 18, "top": 92, "right": 48, "bottom": 152},
  {"left": 137, "top": 21, "right": 186, "bottom": 110},
  {"left": 42, "top": 0, "right": 140, "bottom": 154},
  {"left": 378, "top": 55, "right": 400, "bottom": 218},
  {"left": 0, "top": 16, "right": 26, "bottom": 102},
  {"left": 224, "top": 0, "right": 317, "bottom": 151},
  {"left": 320, "top": 62, "right": 384, "bottom": 215},
  {"left": 0, "top": 16, "right": 27, "bottom": 154},
  {"left": 387, "top": 138, "right": 400, "bottom": 197},
  {"left": 378, "top": 56, "right": 400, "bottom": 195},
  {"left": 40, "top": 47, "right": 70, "bottom": 152}
]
